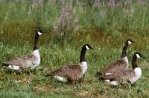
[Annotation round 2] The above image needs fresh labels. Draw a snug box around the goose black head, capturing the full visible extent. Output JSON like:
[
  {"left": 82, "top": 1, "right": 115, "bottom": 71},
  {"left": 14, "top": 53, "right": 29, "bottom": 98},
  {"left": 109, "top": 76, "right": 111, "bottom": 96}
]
[
  {"left": 126, "top": 39, "right": 135, "bottom": 45},
  {"left": 33, "top": 27, "right": 43, "bottom": 51},
  {"left": 134, "top": 52, "right": 142, "bottom": 59},
  {"left": 35, "top": 27, "right": 43, "bottom": 36},
  {"left": 80, "top": 44, "right": 93, "bottom": 62},
  {"left": 83, "top": 44, "right": 93, "bottom": 50},
  {"left": 132, "top": 52, "right": 142, "bottom": 69}
]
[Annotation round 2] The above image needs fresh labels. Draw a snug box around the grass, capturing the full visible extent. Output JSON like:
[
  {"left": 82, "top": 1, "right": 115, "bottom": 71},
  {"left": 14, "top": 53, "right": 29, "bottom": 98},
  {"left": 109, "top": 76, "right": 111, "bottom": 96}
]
[{"left": 0, "top": 0, "right": 149, "bottom": 98}]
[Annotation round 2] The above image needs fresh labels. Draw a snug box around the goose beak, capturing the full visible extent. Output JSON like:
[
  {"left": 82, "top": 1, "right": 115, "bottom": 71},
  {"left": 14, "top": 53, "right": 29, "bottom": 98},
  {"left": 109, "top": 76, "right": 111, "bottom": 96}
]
[
  {"left": 141, "top": 55, "right": 144, "bottom": 59},
  {"left": 132, "top": 40, "right": 135, "bottom": 43},
  {"left": 90, "top": 46, "right": 93, "bottom": 49}
]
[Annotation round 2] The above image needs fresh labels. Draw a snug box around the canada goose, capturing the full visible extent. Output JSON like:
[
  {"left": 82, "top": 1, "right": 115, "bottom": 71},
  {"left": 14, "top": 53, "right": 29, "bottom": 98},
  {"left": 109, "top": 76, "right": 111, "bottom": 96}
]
[
  {"left": 3, "top": 27, "right": 43, "bottom": 71},
  {"left": 104, "top": 52, "right": 142, "bottom": 85},
  {"left": 46, "top": 44, "right": 93, "bottom": 84},
  {"left": 97, "top": 39, "right": 134, "bottom": 79}
]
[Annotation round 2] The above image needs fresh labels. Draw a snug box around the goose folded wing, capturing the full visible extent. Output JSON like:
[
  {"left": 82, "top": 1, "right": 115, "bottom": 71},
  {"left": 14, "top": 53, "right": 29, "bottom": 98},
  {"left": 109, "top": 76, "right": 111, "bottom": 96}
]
[
  {"left": 103, "top": 69, "right": 134, "bottom": 83},
  {"left": 102, "top": 59, "right": 127, "bottom": 74},
  {"left": 50, "top": 64, "right": 82, "bottom": 81}
]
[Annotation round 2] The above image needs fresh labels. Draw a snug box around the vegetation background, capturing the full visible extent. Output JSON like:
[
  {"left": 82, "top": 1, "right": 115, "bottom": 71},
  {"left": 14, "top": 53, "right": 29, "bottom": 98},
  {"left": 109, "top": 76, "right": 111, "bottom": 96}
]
[{"left": 0, "top": 0, "right": 149, "bottom": 98}]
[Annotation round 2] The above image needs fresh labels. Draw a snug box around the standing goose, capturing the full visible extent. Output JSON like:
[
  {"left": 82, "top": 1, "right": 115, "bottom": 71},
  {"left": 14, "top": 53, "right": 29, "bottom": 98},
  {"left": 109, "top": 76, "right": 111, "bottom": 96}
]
[
  {"left": 46, "top": 44, "right": 93, "bottom": 84},
  {"left": 97, "top": 39, "right": 134, "bottom": 79},
  {"left": 105, "top": 52, "right": 142, "bottom": 85},
  {"left": 3, "top": 27, "right": 43, "bottom": 71}
]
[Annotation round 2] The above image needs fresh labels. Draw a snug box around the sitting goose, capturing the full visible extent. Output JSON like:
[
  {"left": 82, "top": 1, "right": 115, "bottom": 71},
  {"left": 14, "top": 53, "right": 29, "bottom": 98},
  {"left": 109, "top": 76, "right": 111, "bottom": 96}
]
[
  {"left": 3, "top": 27, "right": 43, "bottom": 71},
  {"left": 46, "top": 44, "right": 93, "bottom": 84},
  {"left": 105, "top": 52, "right": 142, "bottom": 85},
  {"left": 97, "top": 39, "right": 134, "bottom": 79}
]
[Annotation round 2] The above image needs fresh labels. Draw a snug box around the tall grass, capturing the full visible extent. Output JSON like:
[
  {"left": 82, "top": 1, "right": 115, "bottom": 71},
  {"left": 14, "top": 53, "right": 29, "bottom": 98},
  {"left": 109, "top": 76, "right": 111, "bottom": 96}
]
[
  {"left": 0, "top": 0, "right": 149, "bottom": 44},
  {"left": 0, "top": 0, "right": 149, "bottom": 98}
]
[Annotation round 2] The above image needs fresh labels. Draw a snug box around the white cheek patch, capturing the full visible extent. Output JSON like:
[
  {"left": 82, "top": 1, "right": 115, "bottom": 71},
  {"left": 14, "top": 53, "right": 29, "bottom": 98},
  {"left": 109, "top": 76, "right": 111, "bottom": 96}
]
[
  {"left": 136, "top": 54, "right": 141, "bottom": 58},
  {"left": 38, "top": 31, "right": 42, "bottom": 35},
  {"left": 85, "top": 45, "right": 89, "bottom": 50},
  {"left": 128, "top": 41, "right": 132, "bottom": 45}
]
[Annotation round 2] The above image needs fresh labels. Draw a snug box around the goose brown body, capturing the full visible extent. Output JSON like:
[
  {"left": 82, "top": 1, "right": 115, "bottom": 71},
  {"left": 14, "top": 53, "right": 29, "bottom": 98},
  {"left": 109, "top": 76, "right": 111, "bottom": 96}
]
[
  {"left": 104, "top": 52, "right": 142, "bottom": 85},
  {"left": 3, "top": 27, "right": 43, "bottom": 71},
  {"left": 49, "top": 64, "right": 82, "bottom": 82},
  {"left": 46, "top": 44, "right": 93, "bottom": 84},
  {"left": 101, "top": 59, "right": 128, "bottom": 75},
  {"left": 3, "top": 53, "right": 38, "bottom": 70},
  {"left": 104, "top": 68, "right": 135, "bottom": 84},
  {"left": 97, "top": 39, "right": 134, "bottom": 79}
]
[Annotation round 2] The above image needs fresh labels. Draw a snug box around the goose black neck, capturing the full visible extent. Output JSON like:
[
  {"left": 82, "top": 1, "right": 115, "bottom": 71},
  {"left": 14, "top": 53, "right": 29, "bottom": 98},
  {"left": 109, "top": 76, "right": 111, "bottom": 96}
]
[
  {"left": 80, "top": 47, "right": 87, "bottom": 62},
  {"left": 132, "top": 55, "right": 138, "bottom": 69},
  {"left": 33, "top": 33, "right": 39, "bottom": 51},
  {"left": 121, "top": 43, "right": 128, "bottom": 58}
]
